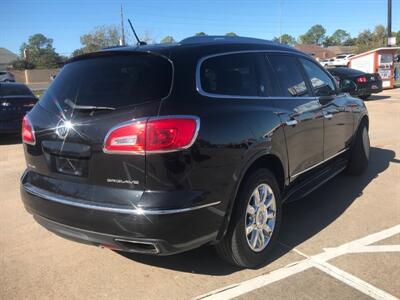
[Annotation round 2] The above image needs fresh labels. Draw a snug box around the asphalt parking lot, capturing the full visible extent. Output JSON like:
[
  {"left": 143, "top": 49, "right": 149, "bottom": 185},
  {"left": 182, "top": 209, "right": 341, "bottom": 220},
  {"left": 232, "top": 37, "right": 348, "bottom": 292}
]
[{"left": 1, "top": 89, "right": 399, "bottom": 300}]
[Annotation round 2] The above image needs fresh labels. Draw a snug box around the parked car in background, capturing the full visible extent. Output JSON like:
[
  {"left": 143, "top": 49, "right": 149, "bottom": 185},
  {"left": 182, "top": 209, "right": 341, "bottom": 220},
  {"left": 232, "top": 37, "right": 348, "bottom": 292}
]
[
  {"left": 0, "top": 83, "right": 38, "bottom": 134},
  {"left": 319, "top": 59, "right": 329, "bottom": 66},
  {"left": 331, "top": 54, "right": 355, "bottom": 67},
  {"left": 328, "top": 67, "right": 382, "bottom": 100},
  {"left": 321, "top": 58, "right": 335, "bottom": 68},
  {"left": 20, "top": 36, "right": 370, "bottom": 268},
  {"left": 0, "top": 71, "right": 15, "bottom": 82}
]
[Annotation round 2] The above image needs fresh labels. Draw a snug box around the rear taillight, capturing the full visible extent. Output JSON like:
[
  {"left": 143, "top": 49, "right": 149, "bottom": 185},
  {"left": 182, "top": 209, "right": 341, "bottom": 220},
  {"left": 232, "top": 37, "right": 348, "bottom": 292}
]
[
  {"left": 22, "top": 115, "right": 35, "bottom": 145},
  {"left": 103, "top": 116, "right": 199, "bottom": 154},
  {"left": 103, "top": 120, "right": 146, "bottom": 154},
  {"left": 357, "top": 76, "right": 367, "bottom": 83}
]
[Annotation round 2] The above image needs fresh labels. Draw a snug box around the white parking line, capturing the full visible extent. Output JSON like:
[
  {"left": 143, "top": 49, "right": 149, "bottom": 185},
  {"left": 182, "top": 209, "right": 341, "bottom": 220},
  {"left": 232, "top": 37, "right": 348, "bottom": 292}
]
[
  {"left": 313, "top": 260, "right": 398, "bottom": 300},
  {"left": 348, "top": 245, "right": 400, "bottom": 254},
  {"left": 195, "top": 224, "right": 400, "bottom": 300}
]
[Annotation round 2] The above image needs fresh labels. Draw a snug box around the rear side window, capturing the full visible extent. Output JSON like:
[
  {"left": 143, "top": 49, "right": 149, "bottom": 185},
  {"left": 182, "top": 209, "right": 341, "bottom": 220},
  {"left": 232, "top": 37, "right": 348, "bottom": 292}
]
[
  {"left": 0, "top": 84, "right": 33, "bottom": 96},
  {"left": 300, "top": 58, "right": 336, "bottom": 97},
  {"left": 39, "top": 53, "right": 172, "bottom": 111},
  {"left": 200, "top": 53, "right": 267, "bottom": 97},
  {"left": 268, "top": 55, "right": 310, "bottom": 97}
]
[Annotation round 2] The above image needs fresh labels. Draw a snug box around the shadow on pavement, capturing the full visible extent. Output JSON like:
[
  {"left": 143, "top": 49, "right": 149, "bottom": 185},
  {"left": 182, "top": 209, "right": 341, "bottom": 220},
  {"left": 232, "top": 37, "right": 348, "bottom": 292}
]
[
  {"left": 118, "top": 147, "right": 396, "bottom": 275},
  {"left": 0, "top": 134, "right": 22, "bottom": 145},
  {"left": 367, "top": 95, "right": 391, "bottom": 101}
]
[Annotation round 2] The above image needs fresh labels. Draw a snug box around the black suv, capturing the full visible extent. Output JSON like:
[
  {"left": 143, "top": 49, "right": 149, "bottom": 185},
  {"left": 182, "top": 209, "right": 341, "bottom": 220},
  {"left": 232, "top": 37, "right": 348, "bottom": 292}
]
[{"left": 20, "top": 36, "right": 370, "bottom": 268}]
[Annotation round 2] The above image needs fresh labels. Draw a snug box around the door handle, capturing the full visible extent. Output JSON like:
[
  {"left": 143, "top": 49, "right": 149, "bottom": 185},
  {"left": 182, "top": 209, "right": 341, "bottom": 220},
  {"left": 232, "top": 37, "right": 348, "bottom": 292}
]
[
  {"left": 324, "top": 113, "right": 333, "bottom": 120},
  {"left": 285, "top": 119, "right": 298, "bottom": 126}
]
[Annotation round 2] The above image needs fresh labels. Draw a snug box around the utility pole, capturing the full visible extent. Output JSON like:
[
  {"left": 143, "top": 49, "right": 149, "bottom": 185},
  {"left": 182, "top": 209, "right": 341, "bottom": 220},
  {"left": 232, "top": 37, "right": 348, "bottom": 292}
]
[
  {"left": 120, "top": 4, "right": 126, "bottom": 46},
  {"left": 387, "top": 0, "right": 392, "bottom": 44},
  {"left": 279, "top": 0, "right": 283, "bottom": 43}
]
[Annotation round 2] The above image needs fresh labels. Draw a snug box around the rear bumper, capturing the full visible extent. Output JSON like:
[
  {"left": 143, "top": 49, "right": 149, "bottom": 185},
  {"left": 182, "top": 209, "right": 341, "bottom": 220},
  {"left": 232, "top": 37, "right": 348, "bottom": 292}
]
[
  {"left": 0, "top": 119, "right": 22, "bottom": 134},
  {"left": 20, "top": 171, "right": 223, "bottom": 255},
  {"left": 354, "top": 84, "right": 383, "bottom": 97}
]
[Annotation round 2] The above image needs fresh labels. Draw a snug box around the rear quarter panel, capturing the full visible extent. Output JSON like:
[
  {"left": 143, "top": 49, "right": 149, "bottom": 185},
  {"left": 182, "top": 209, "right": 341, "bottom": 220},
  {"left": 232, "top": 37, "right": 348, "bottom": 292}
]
[{"left": 146, "top": 51, "right": 288, "bottom": 238}]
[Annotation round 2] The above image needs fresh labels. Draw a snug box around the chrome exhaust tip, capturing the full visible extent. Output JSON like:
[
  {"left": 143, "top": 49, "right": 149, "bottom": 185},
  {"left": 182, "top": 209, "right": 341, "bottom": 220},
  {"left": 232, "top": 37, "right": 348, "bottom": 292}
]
[{"left": 114, "top": 239, "right": 160, "bottom": 254}]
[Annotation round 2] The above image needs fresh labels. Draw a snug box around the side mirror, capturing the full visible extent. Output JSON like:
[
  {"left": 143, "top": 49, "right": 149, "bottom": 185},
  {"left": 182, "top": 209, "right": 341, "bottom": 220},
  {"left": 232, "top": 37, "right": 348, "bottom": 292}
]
[{"left": 339, "top": 79, "right": 357, "bottom": 94}]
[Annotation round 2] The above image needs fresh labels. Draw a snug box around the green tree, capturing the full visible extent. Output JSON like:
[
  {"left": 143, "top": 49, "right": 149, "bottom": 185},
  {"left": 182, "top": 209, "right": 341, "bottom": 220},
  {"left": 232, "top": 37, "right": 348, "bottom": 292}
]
[
  {"left": 343, "top": 37, "right": 357, "bottom": 46},
  {"left": 355, "top": 25, "right": 387, "bottom": 53},
  {"left": 75, "top": 25, "right": 120, "bottom": 55},
  {"left": 225, "top": 32, "right": 237, "bottom": 37},
  {"left": 273, "top": 34, "right": 296, "bottom": 45},
  {"left": 324, "top": 29, "right": 351, "bottom": 46},
  {"left": 299, "top": 24, "right": 326, "bottom": 45},
  {"left": 160, "top": 36, "right": 176, "bottom": 44},
  {"left": 195, "top": 32, "right": 207, "bottom": 36},
  {"left": 372, "top": 25, "right": 386, "bottom": 46},
  {"left": 19, "top": 33, "right": 61, "bottom": 68},
  {"left": 396, "top": 30, "right": 400, "bottom": 46},
  {"left": 355, "top": 30, "right": 374, "bottom": 53},
  {"left": 11, "top": 59, "right": 35, "bottom": 70},
  {"left": 72, "top": 48, "right": 85, "bottom": 57}
]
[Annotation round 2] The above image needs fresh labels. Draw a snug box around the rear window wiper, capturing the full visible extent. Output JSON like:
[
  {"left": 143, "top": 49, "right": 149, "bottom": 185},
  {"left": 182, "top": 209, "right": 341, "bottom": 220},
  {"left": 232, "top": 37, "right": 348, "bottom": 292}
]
[{"left": 64, "top": 99, "right": 115, "bottom": 111}]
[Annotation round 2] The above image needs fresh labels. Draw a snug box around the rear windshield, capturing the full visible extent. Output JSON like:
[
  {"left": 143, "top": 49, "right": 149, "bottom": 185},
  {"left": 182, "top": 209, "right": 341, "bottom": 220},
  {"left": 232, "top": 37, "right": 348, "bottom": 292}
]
[
  {"left": 329, "top": 68, "right": 364, "bottom": 76},
  {"left": 39, "top": 52, "right": 172, "bottom": 112},
  {"left": 0, "top": 84, "right": 33, "bottom": 96}
]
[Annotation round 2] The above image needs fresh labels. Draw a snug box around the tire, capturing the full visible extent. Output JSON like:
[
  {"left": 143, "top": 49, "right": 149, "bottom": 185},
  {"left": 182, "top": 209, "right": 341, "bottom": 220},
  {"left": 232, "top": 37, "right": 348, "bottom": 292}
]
[
  {"left": 215, "top": 169, "right": 282, "bottom": 268},
  {"left": 347, "top": 122, "right": 370, "bottom": 175}
]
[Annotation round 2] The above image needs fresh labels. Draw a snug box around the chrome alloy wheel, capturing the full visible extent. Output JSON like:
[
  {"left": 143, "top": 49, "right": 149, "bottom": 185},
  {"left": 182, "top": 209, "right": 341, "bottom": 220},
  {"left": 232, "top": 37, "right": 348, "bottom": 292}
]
[{"left": 245, "top": 183, "right": 276, "bottom": 252}]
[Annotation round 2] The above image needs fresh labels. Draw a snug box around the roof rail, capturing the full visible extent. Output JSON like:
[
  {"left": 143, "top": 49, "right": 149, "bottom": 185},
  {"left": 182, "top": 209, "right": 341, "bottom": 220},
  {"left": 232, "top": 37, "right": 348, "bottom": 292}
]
[
  {"left": 180, "top": 35, "right": 276, "bottom": 45},
  {"left": 101, "top": 45, "right": 127, "bottom": 50}
]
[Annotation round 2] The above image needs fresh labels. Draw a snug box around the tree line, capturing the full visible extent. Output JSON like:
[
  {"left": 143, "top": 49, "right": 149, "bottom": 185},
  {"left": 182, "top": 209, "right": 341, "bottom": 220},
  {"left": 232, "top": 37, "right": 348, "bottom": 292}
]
[
  {"left": 12, "top": 24, "right": 400, "bottom": 70},
  {"left": 273, "top": 24, "right": 398, "bottom": 54}
]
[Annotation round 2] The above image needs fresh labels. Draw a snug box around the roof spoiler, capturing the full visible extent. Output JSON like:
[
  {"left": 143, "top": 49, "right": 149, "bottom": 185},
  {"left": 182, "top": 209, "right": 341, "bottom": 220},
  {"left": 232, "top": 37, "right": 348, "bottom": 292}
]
[{"left": 66, "top": 49, "right": 171, "bottom": 65}]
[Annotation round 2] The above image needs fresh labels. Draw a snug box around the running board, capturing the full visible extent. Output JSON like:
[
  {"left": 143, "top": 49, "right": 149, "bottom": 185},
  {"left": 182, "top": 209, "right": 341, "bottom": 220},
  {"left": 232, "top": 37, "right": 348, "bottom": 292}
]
[{"left": 283, "top": 159, "right": 348, "bottom": 203}]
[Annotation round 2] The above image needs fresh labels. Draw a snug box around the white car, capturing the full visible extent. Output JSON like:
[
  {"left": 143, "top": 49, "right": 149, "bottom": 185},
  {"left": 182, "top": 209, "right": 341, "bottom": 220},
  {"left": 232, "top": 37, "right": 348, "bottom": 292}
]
[
  {"left": 331, "top": 54, "right": 355, "bottom": 67},
  {"left": 320, "top": 58, "right": 335, "bottom": 68},
  {"left": 0, "top": 71, "right": 15, "bottom": 82}
]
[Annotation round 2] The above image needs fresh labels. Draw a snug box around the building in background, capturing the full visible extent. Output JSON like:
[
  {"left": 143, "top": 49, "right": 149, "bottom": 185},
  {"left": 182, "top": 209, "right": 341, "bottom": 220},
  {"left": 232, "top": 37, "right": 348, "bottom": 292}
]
[
  {"left": 0, "top": 48, "right": 18, "bottom": 71},
  {"left": 294, "top": 44, "right": 335, "bottom": 60},
  {"left": 349, "top": 47, "right": 400, "bottom": 89},
  {"left": 327, "top": 46, "right": 356, "bottom": 56}
]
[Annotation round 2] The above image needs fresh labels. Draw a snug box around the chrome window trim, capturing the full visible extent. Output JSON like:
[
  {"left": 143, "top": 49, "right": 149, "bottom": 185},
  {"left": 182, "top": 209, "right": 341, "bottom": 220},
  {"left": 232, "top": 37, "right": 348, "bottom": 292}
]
[
  {"left": 23, "top": 183, "right": 219, "bottom": 215},
  {"left": 195, "top": 49, "right": 314, "bottom": 100},
  {"left": 290, "top": 147, "right": 349, "bottom": 179}
]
